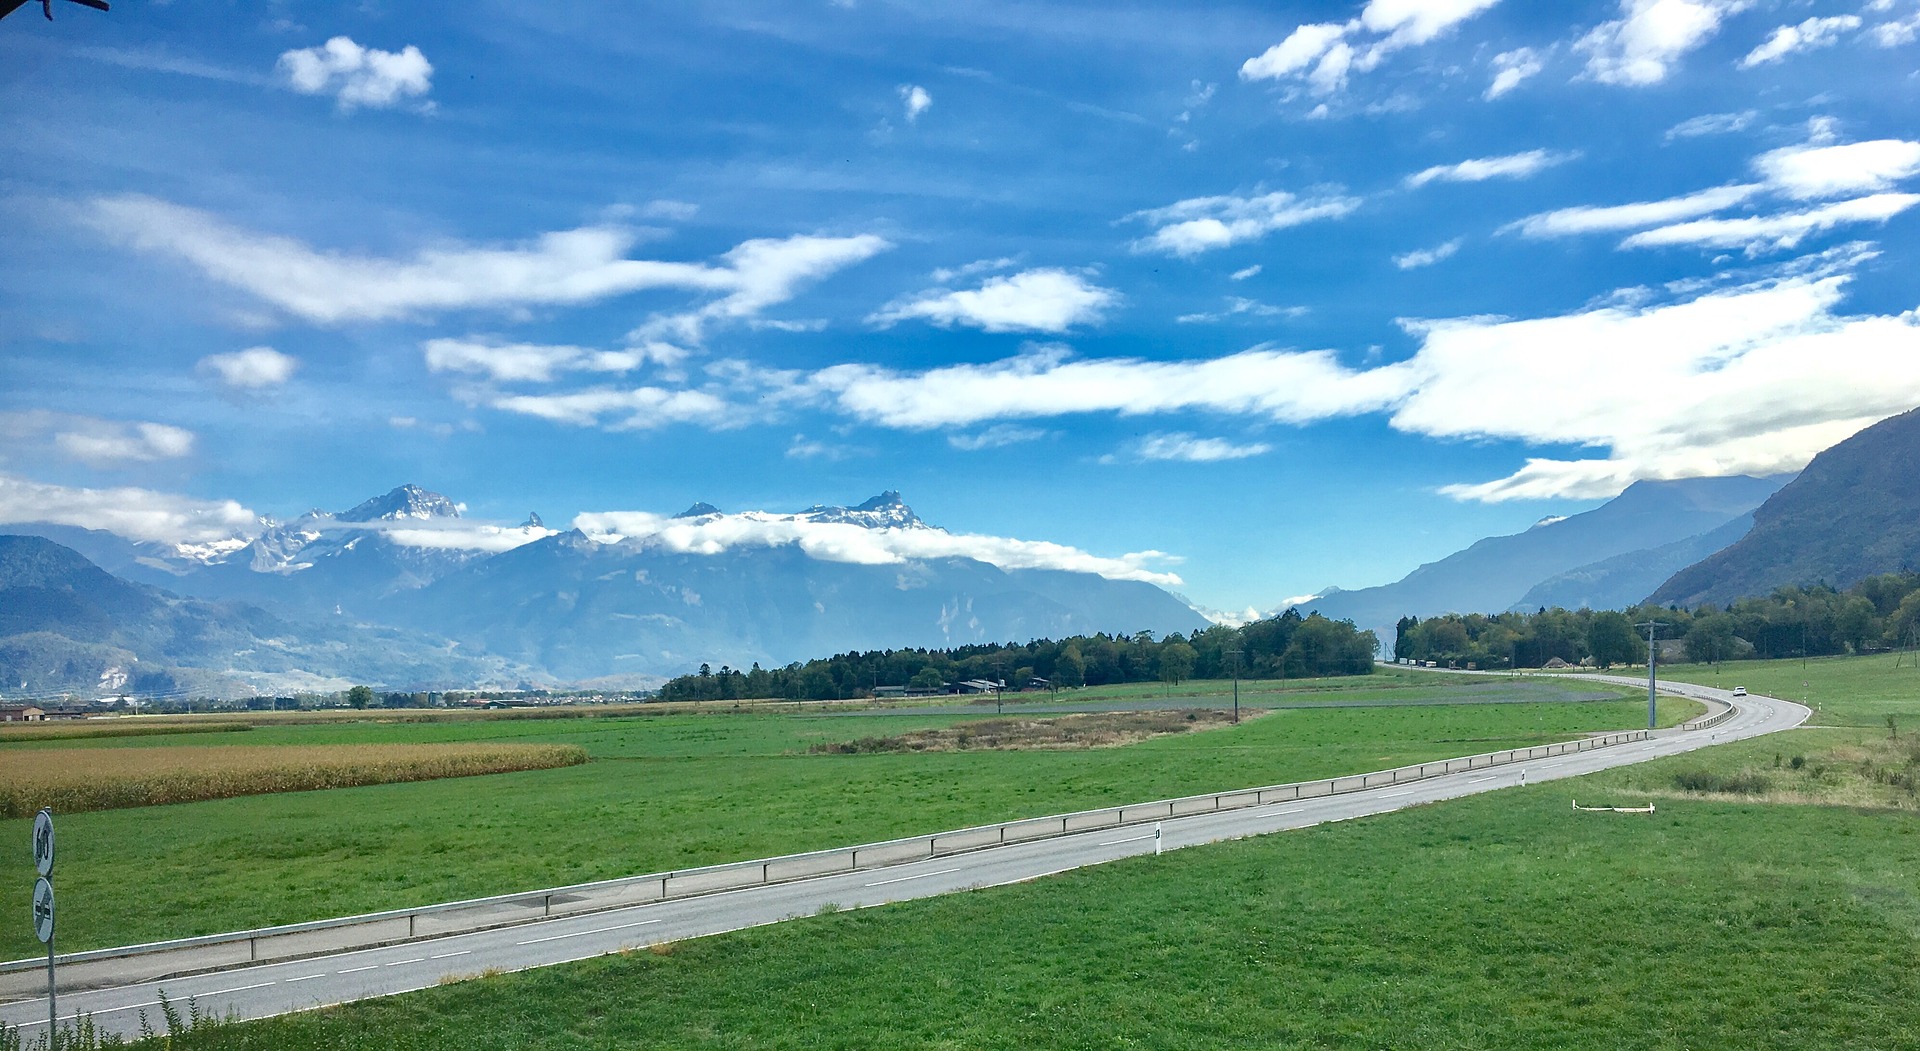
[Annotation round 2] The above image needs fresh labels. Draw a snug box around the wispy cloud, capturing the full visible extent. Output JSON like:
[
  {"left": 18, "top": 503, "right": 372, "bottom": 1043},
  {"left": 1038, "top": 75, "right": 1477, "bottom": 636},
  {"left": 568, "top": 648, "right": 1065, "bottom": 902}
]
[
  {"left": 0, "top": 473, "right": 257, "bottom": 544},
  {"left": 1405, "top": 149, "right": 1577, "bottom": 188},
  {"left": 197, "top": 346, "right": 298, "bottom": 390},
  {"left": 1577, "top": 0, "right": 1744, "bottom": 86},
  {"left": 1394, "top": 239, "right": 1461, "bottom": 269},
  {"left": 1126, "top": 190, "right": 1362, "bottom": 256},
  {"left": 1621, "top": 193, "right": 1920, "bottom": 252},
  {"left": 948, "top": 424, "right": 1049, "bottom": 450},
  {"left": 869, "top": 268, "right": 1118, "bottom": 333},
  {"left": 1665, "top": 109, "right": 1757, "bottom": 140},
  {"left": 1, "top": 412, "right": 196, "bottom": 469},
  {"left": 1739, "top": 16, "right": 1862, "bottom": 68},
  {"left": 1175, "top": 297, "right": 1306, "bottom": 324},
  {"left": 423, "top": 338, "right": 673, "bottom": 384},
  {"left": 84, "top": 195, "right": 889, "bottom": 329},
  {"left": 1240, "top": 0, "right": 1503, "bottom": 97},
  {"left": 1485, "top": 47, "right": 1544, "bottom": 99},
  {"left": 573, "top": 507, "right": 1183, "bottom": 586},
  {"left": 1129, "top": 432, "right": 1272, "bottom": 462}
]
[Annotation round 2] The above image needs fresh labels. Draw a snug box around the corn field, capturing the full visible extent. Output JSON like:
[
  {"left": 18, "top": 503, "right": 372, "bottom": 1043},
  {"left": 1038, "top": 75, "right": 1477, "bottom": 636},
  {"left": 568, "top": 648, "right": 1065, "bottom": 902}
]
[{"left": 0, "top": 743, "right": 587, "bottom": 817}]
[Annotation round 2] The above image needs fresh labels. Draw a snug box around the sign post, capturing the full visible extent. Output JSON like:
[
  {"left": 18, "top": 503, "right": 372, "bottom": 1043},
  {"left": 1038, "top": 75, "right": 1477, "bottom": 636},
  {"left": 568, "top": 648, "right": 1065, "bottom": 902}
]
[{"left": 31, "top": 808, "right": 55, "bottom": 1037}]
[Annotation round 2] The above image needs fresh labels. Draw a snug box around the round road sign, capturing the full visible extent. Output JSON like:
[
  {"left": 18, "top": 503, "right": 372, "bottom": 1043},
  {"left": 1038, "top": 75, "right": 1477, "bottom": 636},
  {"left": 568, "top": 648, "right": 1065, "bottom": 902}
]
[
  {"left": 31, "top": 877, "right": 54, "bottom": 945},
  {"left": 32, "top": 809, "right": 53, "bottom": 878}
]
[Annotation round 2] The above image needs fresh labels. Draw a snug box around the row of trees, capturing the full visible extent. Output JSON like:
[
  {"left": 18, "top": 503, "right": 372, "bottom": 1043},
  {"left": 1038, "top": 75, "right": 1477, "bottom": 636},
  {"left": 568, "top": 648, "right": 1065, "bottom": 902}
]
[
  {"left": 1394, "top": 573, "right": 1920, "bottom": 669},
  {"left": 656, "top": 609, "right": 1380, "bottom": 702}
]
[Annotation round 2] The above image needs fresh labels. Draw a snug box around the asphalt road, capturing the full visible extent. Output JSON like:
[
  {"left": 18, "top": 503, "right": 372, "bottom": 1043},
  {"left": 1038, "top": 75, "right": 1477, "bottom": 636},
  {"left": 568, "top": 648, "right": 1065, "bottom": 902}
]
[{"left": 0, "top": 678, "right": 1808, "bottom": 1041}]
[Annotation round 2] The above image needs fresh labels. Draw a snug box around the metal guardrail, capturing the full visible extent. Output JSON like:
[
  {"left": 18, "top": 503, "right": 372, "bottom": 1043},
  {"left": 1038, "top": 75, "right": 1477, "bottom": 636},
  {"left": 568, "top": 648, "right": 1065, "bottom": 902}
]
[{"left": 0, "top": 727, "right": 1651, "bottom": 997}]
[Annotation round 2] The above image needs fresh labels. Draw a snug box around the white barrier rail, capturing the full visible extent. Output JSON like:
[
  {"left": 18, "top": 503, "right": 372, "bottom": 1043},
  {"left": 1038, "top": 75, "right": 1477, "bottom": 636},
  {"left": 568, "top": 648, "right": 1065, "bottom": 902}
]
[{"left": 0, "top": 727, "right": 1652, "bottom": 999}]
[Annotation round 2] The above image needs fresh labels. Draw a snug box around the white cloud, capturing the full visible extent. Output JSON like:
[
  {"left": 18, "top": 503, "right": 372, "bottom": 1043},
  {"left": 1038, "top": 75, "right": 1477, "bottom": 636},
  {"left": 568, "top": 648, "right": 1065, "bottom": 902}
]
[
  {"left": 1754, "top": 139, "right": 1920, "bottom": 199},
  {"left": 1240, "top": 1, "right": 1501, "bottom": 96},
  {"left": 1126, "top": 191, "right": 1362, "bottom": 256},
  {"left": 1874, "top": 11, "right": 1920, "bottom": 46},
  {"left": 783, "top": 257, "right": 1920, "bottom": 505},
  {"left": 1739, "top": 15, "right": 1862, "bottom": 67},
  {"left": 0, "top": 474, "right": 258, "bottom": 544},
  {"left": 1394, "top": 239, "right": 1462, "bottom": 268},
  {"left": 422, "top": 337, "right": 668, "bottom": 384},
  {"left": 1229, "top": 265, "right": 1263, "bottom": 281},
  {"left": 55, "top": 422, "right": 195, "bottom": 468},
  {"left": 2, "top": 412, "right": 196, "bottom": 469},
  {"left": 1175, "top": 297, "right": 1306, "bottom": 324},
  {"left": 1577, "top": 0, "right": 1744, "bottom": 86},
  {"left": 808, "top": 342, "right": 1413, "bottom": 430},
  {"left": 84, "top": 195, "right": 889, "bottom": 328},
  {"left": 1508, "top": 183, "right": 1763, "bottom": 237},
  {"left": 1621, "top": 193, "right": 1920, "bottom": 251},
  {"left": 1398, "top": 271, "right": 1920, "bottom": 501},
  {"left": 1665, "top": 109, "right": 1757, "bottom": 140},
  {"left": 1405, "top": 149, "right": 1576, "bottom": 188},
  {"left": 930, "top": 257, "right": 1018, "bottom": 283},
  {"left": 948, "top": 424, "right": 1049, "bottom": 450},
  {"left": 572, "top": 507, "right": 1184, "bottom": 587},
  {"left": 488, "top": 387, "right": 735, "bottom": 430},
  {"left": 1485, "top": 47, "right": 1544, "bottom": 99},
  {"left": 899, "top": 84, "right": 932, "bottom": 123},
  {"left": 1508, "top": 133, "right": 1920, "bottom": 248},
  {"left": 197, "top": 346, "right": 298, "bottom": 390},
  {"left": 868, "top": 268, "right": 1118, "bottom": 333},
  {"left": 373, "top": 521, "right": 557, "bottom": 553},
  {"left": 1132, "top": 432, "right": 1272, "bottom": 462},
  {"left": 277, "top": 36, "right": 432, "bottom": 112}
]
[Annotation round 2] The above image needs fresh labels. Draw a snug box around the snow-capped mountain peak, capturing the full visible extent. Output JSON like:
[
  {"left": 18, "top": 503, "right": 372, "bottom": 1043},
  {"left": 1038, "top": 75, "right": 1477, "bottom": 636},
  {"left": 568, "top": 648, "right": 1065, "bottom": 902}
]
[
  {"left": 338, "top": 484, "right": 462, "bottom": 523},
  {"left": 797, "top": 491, "right": 928, "bottom": 530}
]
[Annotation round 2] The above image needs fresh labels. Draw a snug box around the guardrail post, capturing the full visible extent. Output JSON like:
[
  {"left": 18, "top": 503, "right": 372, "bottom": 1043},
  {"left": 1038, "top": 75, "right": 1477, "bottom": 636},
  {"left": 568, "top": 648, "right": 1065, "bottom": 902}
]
[
  {"left": 249, "top": 937, "right": 255, "bottom": 963},
  {"left": 409, "top": 914, "right": 416, "bottom": 938},
  {"left": 544, "top": 894, "right": 551, "bottom": 916}
]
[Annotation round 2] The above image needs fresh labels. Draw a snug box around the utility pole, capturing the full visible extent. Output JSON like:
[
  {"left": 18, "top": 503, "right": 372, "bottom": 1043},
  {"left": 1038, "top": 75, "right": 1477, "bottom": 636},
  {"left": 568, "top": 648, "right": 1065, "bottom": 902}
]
[
  {"left": 1635, "top": 620, "right": 1663, "bottom": 730},
  {"left": 1225, "top": 649, "right": 1242, "bottom": 724}
]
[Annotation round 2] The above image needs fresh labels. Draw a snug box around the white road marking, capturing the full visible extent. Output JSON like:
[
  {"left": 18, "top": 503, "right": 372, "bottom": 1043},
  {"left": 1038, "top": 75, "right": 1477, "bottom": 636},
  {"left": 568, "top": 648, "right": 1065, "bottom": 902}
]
[
  {"left": 1467, "top": 776, "right": 1498, "bottom": 784},
  {"left": 979, "top": 866, "right": 1078, "bottom": 890},
  {"left": 429, "top": 951, "right": 470, "bottom": 960},
  {"left": 382, "top": 957, "right": 426, "bottom": 967},
  {"left": 515, "top": 918, "right": 660, "bottom": 946},
  {"left": 200, "top": 982, "right": 274, "bottom": 997},
  {"left": 1277, "top": 807, "right": 1308, "bottom": 814},
  {"left": 1097, "top": 834, "right": 1155, "bottom": 846},
  {"left": 337, "top": 965, "right": 378, "bottom": 974},
  {"left": 285, "top": 974, "right": 326, "bottom": 983},
  {"left": 1378, "top": 790, "right": 1416, "bottom": 798},
  {"left": 864, "top": 866, "right": 962, "bottom": 887}
]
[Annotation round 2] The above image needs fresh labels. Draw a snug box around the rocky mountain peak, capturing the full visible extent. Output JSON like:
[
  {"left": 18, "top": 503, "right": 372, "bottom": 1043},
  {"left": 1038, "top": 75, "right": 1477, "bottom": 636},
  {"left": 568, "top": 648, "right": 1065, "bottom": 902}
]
[
  {"left": 338, "top": 484, "right": 462, "bottom": 523},
  {"left": 673, "top": 502, "right": 722, "bottom": 519},
  {"left": 798, "top": 491, "right": 927, "bottom": 530}
]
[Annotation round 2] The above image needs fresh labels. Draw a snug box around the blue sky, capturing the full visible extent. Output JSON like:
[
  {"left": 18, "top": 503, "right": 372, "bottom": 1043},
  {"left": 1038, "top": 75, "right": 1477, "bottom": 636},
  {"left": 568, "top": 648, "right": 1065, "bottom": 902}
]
[{"left": 4, "top": 0, "right": 1920, "bottom": 617}]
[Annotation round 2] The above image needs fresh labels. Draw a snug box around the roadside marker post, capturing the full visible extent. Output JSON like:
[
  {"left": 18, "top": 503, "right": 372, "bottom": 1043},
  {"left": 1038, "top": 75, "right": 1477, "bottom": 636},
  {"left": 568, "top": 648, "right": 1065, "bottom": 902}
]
[
  {"left": 31, "top": 808, "right": 56, "bottom": 1037},
  {"left": 1154, "top": 822, "right": 1162, "bottom": 856}
]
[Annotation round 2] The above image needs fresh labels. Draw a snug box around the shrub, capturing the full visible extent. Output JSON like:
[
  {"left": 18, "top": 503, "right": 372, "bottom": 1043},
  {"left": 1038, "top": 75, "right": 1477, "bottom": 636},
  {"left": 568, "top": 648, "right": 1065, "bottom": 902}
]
[{"left": 1672, "top": 769, "right": 1771, "bottom": 794}]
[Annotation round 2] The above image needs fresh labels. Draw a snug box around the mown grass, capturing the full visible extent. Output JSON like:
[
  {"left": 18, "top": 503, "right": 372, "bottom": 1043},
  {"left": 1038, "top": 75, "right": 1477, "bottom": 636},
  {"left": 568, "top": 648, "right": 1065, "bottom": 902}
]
[
  {"left": 0, "top": 680, "right": 1691, "bottom": 960},
  {"left": 1662, "top": 651, "right": 1920, "bottom": 725},
  {"left": 0, "top": 744, "right": 588, "bottom": 818},
  {"left": 75, "top": 749, "right": 1920, "bottom": 1050}
]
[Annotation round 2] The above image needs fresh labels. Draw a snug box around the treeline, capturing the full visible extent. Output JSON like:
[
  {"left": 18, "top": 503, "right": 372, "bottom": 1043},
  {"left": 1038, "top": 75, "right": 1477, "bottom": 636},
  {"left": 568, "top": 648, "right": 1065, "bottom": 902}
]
[
  {"left": 1395, "top": 573, "right": 1920, "bottom": 669},
  {"left": 656, "top": 609, "right": 1379, "bottom": 702}
]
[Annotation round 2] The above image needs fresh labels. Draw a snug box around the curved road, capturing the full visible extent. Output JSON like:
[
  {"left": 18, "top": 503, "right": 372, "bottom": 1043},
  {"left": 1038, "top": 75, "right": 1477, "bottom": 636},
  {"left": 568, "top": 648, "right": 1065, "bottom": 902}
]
[{"left": 1, "top": 678, "right": 1808, "bottom": 1041}]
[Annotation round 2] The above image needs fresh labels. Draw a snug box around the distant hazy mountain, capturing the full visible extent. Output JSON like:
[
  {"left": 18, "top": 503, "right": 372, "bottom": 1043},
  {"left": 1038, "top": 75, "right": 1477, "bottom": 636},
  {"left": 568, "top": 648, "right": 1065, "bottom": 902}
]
[
  {"left": 3, "top": 488, "right": 1204, "bottom": 685},
  {"left": 388, "top": 493, "right": 1206, "bottom": 677},
  {"left": 1649, "top": 407, "right": 1920, "bottom": 607},
  {"left": 1513, "top": 513, "right": 1755, "bottom": 612},
  {"left": 1304, "top": 475, "right": 1791, "bottom": 636}
]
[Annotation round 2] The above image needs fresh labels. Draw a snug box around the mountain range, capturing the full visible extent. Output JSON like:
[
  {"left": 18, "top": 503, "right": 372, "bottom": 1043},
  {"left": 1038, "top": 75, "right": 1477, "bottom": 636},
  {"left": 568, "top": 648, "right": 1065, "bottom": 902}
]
[
  {"left": 3, "top": 489, "right": 1204, "bottom": 695},
  {"left": 1649, "top": 406, "right": 1920, "bottom": 607},
  {"left": 1302, "top": 474, "right": 1793, "bottom": 641}
]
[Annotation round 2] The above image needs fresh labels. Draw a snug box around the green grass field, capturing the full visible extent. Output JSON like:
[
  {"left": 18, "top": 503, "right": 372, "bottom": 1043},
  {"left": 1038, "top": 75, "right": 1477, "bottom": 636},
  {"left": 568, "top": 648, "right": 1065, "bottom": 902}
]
[
  {"left": 1664, "top": 652, "right": 1920, "bottom": 726},
  {"left": 95, "top": 741, "right": 1920, "bottom": 1050},
  {"left": 0, "top": 673, "right": 1684, "bottom": 960}
]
